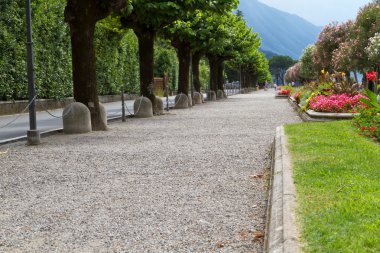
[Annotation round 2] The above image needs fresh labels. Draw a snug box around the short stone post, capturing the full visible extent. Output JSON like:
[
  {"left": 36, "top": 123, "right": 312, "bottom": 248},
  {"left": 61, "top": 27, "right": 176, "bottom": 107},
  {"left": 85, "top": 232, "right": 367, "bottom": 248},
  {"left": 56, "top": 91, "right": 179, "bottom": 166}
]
[
  {"left": 134, "top": 97, "right": 153, "bottom": 118},
  {"left": 63, "top": 102, "right": 92, "bottom": 134},
  {"left": 174, "top": 93, "right": 189, "bottom": 109}
]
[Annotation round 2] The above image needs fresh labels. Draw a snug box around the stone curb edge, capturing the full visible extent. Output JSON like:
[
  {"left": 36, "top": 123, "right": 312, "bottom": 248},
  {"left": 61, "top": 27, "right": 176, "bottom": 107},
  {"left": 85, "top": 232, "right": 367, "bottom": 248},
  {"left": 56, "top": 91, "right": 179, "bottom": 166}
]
[
  {"left": 0, "top": 115, "right": 126, "bottom": 146},
  {"left": 264, "top": 125, "right": 302, "bottom": 253}
]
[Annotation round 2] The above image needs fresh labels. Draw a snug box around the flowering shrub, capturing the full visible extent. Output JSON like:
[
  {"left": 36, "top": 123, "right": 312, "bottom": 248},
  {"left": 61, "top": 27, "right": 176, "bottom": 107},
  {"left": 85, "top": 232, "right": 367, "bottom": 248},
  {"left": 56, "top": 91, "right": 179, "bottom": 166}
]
[
  {"left": 353, "top": 108, "right": 380, "bottom": 141},
  {"left": 366, "top": 32, "right": 380, "bottom": 64},
  {"left": 292, "top": 91, "right": 302, "bottom": 104},
  {"left": 309, "top": 94, "right": 366, "bottom": 113},
  {"left": 276, "top": 85, "right": 292, "bottom": 96},
  {"left": 366, "top": 71, "right": 377, "bottom": 82}
]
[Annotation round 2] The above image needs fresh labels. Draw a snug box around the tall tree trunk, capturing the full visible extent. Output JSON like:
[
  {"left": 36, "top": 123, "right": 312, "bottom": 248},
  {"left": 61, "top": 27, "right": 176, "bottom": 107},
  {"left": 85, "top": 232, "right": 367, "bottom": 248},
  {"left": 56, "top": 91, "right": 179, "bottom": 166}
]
[
  {"left": 65, "top": 6, "right": 106, "bottom": 131},
  {"left": 134, "top": 28, "right": 156, "bottom": 104},
  {"left": 241, "top": 69, "right": 245, "bottom": 88},
  {"left": 192, "top": 51, "right": 202, "bottom": 93},
  {"left": 245, "top": 72, "right": 250, "bottom": 88},
  {"left": 217, "top": 61, "right": 224, "bottom": 91},
  {"left": 175, "top": 41, "right": 191, "bottom": 95},
  {"left": 253, "top": 74, "right": 258, "bottom": 88},
  {"left": 208, "top": 56, "right": 218, "bottom": 92}
]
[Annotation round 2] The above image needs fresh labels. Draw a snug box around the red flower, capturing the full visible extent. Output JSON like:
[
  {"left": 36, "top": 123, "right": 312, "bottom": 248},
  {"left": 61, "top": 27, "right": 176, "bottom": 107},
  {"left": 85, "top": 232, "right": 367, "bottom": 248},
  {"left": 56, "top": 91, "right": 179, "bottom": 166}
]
[
  {"left": 361, "top": 126, "right": 367, "bottom": 131},
  {"left": 366, "top": 71, "right": 377, "bottom": 82},
  {"left": 278, "top": 89, "right": 291, "bottom": 96},
  {"left": 369, "top": 126, "right": 377, "bottom": 132}
]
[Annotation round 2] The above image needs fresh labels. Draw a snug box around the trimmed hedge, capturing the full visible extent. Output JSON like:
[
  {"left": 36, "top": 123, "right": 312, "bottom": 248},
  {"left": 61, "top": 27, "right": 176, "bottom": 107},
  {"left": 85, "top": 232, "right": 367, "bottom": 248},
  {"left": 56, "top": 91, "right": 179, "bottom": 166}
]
[{"left": 0, "top": 0, "right": 179, "bottom": 101}]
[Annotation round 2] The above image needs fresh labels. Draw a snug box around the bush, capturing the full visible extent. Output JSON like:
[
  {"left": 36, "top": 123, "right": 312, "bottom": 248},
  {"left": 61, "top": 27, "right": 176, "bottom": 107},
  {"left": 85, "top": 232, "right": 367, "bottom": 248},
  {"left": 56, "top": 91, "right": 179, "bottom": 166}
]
[{"left": 353, "top": 107, "right": 380, "bottom": 141}]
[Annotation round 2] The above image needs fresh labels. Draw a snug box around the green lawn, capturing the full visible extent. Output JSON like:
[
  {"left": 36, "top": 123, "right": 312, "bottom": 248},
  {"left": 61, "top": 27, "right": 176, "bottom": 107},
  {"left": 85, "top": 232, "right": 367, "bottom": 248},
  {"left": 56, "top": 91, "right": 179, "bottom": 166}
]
[{"left": 285, "top": 121, "right": 380, "bottom": 253}]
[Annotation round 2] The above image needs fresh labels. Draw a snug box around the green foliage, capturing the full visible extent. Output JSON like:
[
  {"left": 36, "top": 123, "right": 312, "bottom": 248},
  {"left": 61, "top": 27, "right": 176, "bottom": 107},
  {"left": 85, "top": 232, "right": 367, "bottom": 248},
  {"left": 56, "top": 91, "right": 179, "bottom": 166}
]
[
  {"left": 359, "top": 89, "right": 380, "bottom": 110},
  {"left": 95, "top": 21, "right": 140, "bottom": 94},
  {"left": 154, "top": 39, "right": 178, "bottom": 91},
  {"left": 269, "top": 55, "right": 296, "bottom": 84},
  {"left": 0, "top": 1, "right": 27, "bottom": 100},
  {"left": 0, "top": 1, "right": 142, "bottom": 100},
  {"left": 199, "top": 58, "right": 210, "bottom": 89},
  {"left": 0, "top": 0, "right": 72, "bottom": 100},
  {"left": 33, "top": 0, "right": 72, "bottom": 99},
  {"left": 300, "top": 45, "right": 317, "bottom": 81},
  {"left": 353, "top": 107, "right": 380, "bottom": 141},
  {"left": 353, "top": 1, "right": 380, "bottom": 71}
]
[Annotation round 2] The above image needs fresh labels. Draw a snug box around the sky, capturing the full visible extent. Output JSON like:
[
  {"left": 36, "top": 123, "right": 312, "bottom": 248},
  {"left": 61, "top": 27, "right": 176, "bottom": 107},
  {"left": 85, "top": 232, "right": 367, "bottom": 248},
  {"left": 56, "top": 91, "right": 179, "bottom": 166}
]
[{"left": 258, "top": 0, "right": 373, "bottom": 26}]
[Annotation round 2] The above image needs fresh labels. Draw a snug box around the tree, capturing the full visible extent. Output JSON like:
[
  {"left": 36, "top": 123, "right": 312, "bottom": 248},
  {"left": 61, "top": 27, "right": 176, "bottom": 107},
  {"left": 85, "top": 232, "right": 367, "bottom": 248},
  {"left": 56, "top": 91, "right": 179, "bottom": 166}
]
[
  {"left": 269, "top": 55, "right": 296, "bottom": 84},
  {"left": 205, "top": 13, "right": 260, "bottom": 93},
  {"left": 285, "top": 62, "right": 302, "bottom": 83},
  {"left": 354, "top": 1, "right": 380, "bottom": 72},
  {"left": 64, "top": 0, "right": 128, "bottom": 130},
  {"left": 121, "top": 1, "right": 237, "bottom": 105},
  {"left": 300, "top": 45, "right": 317, "bottom": 81}
]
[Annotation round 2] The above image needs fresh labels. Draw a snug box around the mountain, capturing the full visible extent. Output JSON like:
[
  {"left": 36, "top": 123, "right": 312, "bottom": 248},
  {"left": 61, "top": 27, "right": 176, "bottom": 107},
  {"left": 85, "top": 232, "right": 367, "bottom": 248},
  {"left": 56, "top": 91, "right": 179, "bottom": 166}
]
[{"left": 239, "top": 0, "right": 322, "bottom": 60}]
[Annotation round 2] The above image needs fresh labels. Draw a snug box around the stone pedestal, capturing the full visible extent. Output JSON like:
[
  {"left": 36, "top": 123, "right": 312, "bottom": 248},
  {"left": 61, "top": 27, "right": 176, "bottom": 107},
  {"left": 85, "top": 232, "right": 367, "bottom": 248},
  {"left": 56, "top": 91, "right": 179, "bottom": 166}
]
[
  {"left": 27, "top": 130, "right": 40, "bottom": 145},
  {"left": 217, "top": 89, "right": 225, "bottom": 99},
  {"left": 134, "top": 97, "right": 153, "bottom": 118},
  {"left": 154, "top": 97, "right": 164, "bottom": 115},
  {"left": 208, "top": 91, "right": 216, "bottom": 101},
  {"left": 63, "top": 102, "right": 92, "bottom": 134},
  {"left": 193, "top": 92, "right": 202, "bottom": 104},
  {"left": 174, "top": 94, "right": 189, "bottom": 109},
  {"left": 99, "top": 103, "right": 107, "bottom": 128},
  {"left": 188, "top": 94, "right": 193, "bottom": 107}
]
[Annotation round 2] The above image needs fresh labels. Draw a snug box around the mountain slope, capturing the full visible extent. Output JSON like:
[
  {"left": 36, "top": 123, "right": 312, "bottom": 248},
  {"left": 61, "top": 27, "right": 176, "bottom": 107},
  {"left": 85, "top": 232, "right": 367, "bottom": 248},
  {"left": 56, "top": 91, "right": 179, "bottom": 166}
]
[{"left": 239, "top": 0, "right": 322, "bottom": 59}]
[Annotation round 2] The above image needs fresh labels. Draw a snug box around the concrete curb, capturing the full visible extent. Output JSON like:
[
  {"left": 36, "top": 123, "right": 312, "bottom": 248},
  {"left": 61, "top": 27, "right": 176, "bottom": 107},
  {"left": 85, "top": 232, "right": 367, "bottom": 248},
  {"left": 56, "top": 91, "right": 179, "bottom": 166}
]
[
  {"left": 265, "top": 126, "right": 302, "bottom": 253},
  {"left": 288, "top": 98, "right": 357, "bottom": 122},
  {"left": 0, "top": 115, "right": 128, "bottom": 146}
]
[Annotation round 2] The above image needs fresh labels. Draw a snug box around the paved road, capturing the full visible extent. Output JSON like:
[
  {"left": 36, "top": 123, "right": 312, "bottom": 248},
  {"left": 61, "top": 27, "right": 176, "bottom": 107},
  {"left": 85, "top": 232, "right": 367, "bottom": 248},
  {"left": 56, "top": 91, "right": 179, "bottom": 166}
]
[{"left": 0, "top": 97, "right": 177, "bottom": 143}]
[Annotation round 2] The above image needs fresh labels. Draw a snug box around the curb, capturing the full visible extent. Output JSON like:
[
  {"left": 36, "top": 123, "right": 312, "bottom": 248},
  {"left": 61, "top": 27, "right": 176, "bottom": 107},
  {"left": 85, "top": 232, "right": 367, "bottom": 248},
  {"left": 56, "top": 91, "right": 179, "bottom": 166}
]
[
  {"left": 288, "top": 98, "right": 356, "bottom": 122},
  {"left": 265, "top": 126, "right": 302, "bottom": 253},
  {"left": 0, "top": 115, "right": 128, "bottom": 146}
]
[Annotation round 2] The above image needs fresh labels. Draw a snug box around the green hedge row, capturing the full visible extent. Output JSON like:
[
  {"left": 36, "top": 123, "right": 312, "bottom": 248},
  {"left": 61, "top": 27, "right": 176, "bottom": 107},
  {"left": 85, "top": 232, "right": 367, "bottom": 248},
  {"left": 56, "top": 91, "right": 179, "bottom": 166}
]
[{"left": 0, "top": 0, "right": 179, "bottom": 101}]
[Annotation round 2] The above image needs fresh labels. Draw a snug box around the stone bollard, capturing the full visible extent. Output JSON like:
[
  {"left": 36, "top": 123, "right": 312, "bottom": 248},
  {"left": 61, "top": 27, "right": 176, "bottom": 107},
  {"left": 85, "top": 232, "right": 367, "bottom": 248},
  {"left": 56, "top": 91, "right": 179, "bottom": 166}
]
[
  {"left": 63, "top": 102, "right": 92, "bottom": 134},
  {"left": 193, "top": 92, "right": 202, "bottom": 104},
  {"left": 99, "top": 103, "right": 107, "bottom": 128},
  {"left": 188, "top": 94, "right": 193, "bottom": 107},
  {"left": 217, "top": 89, "right": 225, "bottom": 99},
  {"left": 208, "top": 91, "right": 217, "bottom": 101},
  {"left": 134, "top": 97, "right": 153, "bottom": 118},
  {"left": 154, "top": 97, "right": 164, "bottom": 115},
  {"left": 174, "top": 93, "right": 189, "bottom": 109}
]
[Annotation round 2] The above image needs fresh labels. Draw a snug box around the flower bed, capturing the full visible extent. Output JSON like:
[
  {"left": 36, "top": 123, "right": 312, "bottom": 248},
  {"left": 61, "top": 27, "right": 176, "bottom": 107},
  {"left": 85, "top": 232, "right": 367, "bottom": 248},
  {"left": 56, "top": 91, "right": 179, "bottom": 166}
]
[
  {"left": 277, "top": 89, "right": 291, "bottom": 96},
  {"left": 309, "top": 94, "right": 366, "bottom": 113}
]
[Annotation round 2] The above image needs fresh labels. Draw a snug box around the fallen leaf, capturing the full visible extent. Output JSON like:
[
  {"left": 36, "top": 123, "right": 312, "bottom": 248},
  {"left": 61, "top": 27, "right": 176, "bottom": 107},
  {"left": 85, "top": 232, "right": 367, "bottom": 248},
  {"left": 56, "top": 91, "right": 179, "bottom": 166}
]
[
  {"left": 251, "top": 174, "right": 264, "bottom": 179},
  {"left": 253, "top": 231, "right": 264, "bottom": 240},
  {"left": 216, "top": 242, "right": 225, "bottom": 248},
  {"left": 240, "top": 230, "right": 249, "bottom": 240}
]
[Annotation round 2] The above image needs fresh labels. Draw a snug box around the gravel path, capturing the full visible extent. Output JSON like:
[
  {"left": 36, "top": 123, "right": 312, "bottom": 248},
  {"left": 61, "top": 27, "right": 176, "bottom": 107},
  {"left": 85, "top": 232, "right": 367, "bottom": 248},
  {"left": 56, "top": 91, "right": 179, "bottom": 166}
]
[{"left": 0, "top": 90, "right": 300, "bottom": 253}]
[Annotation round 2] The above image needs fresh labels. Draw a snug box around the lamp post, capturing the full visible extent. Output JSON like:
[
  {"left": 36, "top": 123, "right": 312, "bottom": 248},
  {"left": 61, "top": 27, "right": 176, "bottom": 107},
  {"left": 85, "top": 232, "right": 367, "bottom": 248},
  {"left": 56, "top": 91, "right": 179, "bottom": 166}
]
[{"left": 26, "top": 0, "right": 40, "bottom": 145}]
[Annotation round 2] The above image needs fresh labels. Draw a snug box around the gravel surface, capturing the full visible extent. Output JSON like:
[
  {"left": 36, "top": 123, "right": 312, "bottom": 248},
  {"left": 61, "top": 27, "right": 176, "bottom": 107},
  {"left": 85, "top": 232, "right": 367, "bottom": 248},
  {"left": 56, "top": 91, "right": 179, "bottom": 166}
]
[{"left": 0, "top": 90, "right": 301, "bottom": 253}]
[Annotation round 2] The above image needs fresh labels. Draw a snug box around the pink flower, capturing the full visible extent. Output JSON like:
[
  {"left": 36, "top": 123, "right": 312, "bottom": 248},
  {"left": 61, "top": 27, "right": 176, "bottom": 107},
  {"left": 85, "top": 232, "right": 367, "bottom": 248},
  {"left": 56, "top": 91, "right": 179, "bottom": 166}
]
[{"left": 309, "top": 94, "right": 367, "bottom": 113}]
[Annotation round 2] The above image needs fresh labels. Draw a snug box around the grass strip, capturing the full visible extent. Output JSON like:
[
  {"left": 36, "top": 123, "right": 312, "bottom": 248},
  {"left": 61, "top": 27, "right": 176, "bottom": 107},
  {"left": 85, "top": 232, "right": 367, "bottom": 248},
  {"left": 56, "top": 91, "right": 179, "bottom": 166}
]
[{"left": 285, "top": 121, "right": 380, "bottom": 253}]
